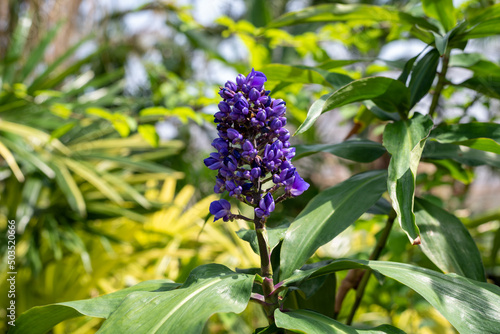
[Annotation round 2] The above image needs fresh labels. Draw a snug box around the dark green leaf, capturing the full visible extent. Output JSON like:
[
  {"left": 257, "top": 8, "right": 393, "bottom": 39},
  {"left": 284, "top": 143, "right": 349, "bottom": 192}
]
[
  {"left": 280, "top": 170, "right": 387, "bottom": 280},
  {"left": 294, "top": 139, "right": 386, "bottom": 162},
  {"left": 284, "top": 274, "right": 337, "bottom": 318},
  {"left": 383, "top": 113, "right": 433, "bottom": 243},
  {"left": 296, "top": 77, "right": 410, "bottom": 135},
  {"left": 408, "top": 49, "right": 440, "bottom": 108},
  {"left": 11, "top": 280, "right": 181, "bottom": 334},
  {"left": 423, "top": 142, "right": 500, "bottom": 168},
  {"left": 415, "top": 197, "right": 486, "bottom": 281},
  {"left": 429, "top": 122, "right": 500, "bottom": 154},
  {"left": 275, "top": 309, "right": 405, "bottom": 333},
  {"left": 458, "top": 75, "right": 500, "bottom": 99},
  {"left": 98, "top": 264, "right": 254, "bottom": 333}
]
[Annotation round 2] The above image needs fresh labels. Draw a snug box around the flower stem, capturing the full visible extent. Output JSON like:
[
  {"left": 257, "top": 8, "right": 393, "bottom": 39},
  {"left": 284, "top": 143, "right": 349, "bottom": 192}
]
[
  {"left": 255, "top": 216, "right": 278, "bottom": 324},
  {"left": 346, "top": 210, "right": 396, "bottom": 325},
  {"left": 429, "top": 48, "right": 451, "bottom": 118}
]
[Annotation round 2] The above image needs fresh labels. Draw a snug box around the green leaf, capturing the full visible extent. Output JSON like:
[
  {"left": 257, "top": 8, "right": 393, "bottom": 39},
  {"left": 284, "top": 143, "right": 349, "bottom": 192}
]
[
  {"left": 284, "top": 274, "right": 337, "bottom": 318},
  {"left": 408, "top": 49, "right": 440, "bottom": 108},
  {"left": 11, "top": 280, "right": 181, "bottom": 334},
  {"left": 296, "top": 77, "right": 410, "bottom": 135},
  {"left": 428, "top": 159, "right": 473, "bottom": 184},
  {"left": 282, "top": 259, "right": 500, "bottom": 333},
  {"left": 415, "top": 197, "right": 486, "bottom": 281},
  {"left": 51, "top": 161, "right": 86, "bottom": 217},
  {"left": 383, "top": 113, "right": 433, "bottom": 243},
  {"left": 458, "top": 75, "right": 500, "bottom": 99},
  {"left": 236, "top": 222, "right": 289, "bottom": 255},
  {"left": 423, "top": 142, "right": 500, "bottom": 168},
  {"left": 279, "top": 170, "right": 387, "bottom": 280},
  {"left": 294, "top": 139, "right": 386, "bottom": 162},
  {"left": 462, "top": 18, "right": 500, "bottom": 40},
  {"left": 62, "top": 158, "right": 124, "bottom": 204},
  {"left": 98, "top": 264, "right": 254, "bottom": 333},
  {"left": 267, "top": 4, "right": 439, "bottom": 32},
  {"left": 429, "top": 122, "right": 500, "bottom": 154},
  {"left": 261, "top": 64, "right": 331, "bottom": 86},
  {"left": 138, "top": 124, "right": 159, "bottom": 147},
  {"left": 275, "top": 309, "right": 405, "bottom": 334},
  {"left": 422, "top": 0, "right": 455, "bottom": 31}
]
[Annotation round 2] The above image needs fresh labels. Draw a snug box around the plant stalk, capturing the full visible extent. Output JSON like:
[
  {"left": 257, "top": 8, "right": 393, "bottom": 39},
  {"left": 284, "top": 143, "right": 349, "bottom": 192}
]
[
  {"left": 346, "top": 211, "right": 396, "bottom": 325},
  {"left": 255, "top": 216, "right": 279, "bottom": 324},
  {"left": 429, "top": 48, "right": 451, "bottom": 118}
]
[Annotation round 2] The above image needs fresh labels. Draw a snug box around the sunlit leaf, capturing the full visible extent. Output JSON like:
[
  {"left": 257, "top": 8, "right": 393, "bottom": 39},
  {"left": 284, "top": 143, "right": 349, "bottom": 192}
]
[
  {"left": 383, "top": 113, "right": 433, "bottom": 243},
  {"left": 280, "top": 170, "right": 387, "bottom": 280},
  {"left": 98, "top": 264, "right": 254, "bottom": 333},
  {"left": 415, "top": 197, "right": 486, "bottom": 281},
  {"left": 296, "top": 77, "right": 410, "bottom": 135},
  {"left": 11, "top": 280, "right": 181, "bottom": 334}
]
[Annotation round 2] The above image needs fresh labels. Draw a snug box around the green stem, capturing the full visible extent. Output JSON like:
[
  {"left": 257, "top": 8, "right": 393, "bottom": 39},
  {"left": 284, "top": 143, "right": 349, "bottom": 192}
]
[
  {"left": 346, "top": 211, "right": 396, "bottom": 325},
  {"left": 255, "top": 216, "right": 278, "bottom": 324},
  {"left": 429, "top": 48, "right": 451, "bottom": 118}
]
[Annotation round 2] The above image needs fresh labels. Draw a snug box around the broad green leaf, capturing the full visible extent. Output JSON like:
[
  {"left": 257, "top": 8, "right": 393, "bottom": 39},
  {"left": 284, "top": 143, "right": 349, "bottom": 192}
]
[
  {"left": 283, "top": 259, "right": 500, "bottom": 333},
  {"left": 280, "top": 170, "right": 387, "bottom": 280},
  {"left": 408, "top": 49, "right": 440, "bottom": 108},
  {"left": 422, "top": 0, "right": 455, "bottom": 31},
  {"left": 98, "top": 264, "right": 254, "bottom": 334},
  {"left": 423, "top": 142, "right": 500, "bottom": 169},
  {"left": 429, "top": 122, "right": 500, "bottom": 154},
  {"left": 294, "top": 139, "right": 386, "bottom": 162},
  {"left": 296, "top": 77, "right": 410, "bottom": 135},
  {"left": 461, "top": 18, "right": 500, "bottom": 40},
  {"left": 415, "top": 197, "right": 486, "bottom": 281},
  {"left": 11, "top": 280, "right": 180, "bottom": 334},
  {"left": 458, "top": 75, "right": 500, "bottom": 99},
  {"left": 275, "top": 309, "right": 405, "bottom": 334},
  {"left": 51, "top": 161, "right": 86, "bottom": 217},
  {"left": 138, "top": 124, "right": 159, "bottom": 147},
  {"left": 267, "top": 4, "right": 438, "bottom": 32},
  {"left": 383, "top": 113, "right": 433, "bottom": 244},
  {"left": 236, "top": 222, "right": 289, "bottom": 255},
  {"left": 283, "top": 274, "right": 337, "bottom": 318}
]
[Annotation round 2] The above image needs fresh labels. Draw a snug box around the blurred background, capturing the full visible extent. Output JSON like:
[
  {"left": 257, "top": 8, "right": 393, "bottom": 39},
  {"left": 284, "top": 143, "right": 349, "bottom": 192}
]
[{"left": 0, "top": 0, "right": 499, "bottom": 333}]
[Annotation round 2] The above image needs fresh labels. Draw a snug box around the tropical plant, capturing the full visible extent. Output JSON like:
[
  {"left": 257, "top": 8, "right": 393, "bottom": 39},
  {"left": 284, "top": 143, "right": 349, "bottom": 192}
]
[{"left": 8, "top": 1, "right": 500, "bottom": 333}]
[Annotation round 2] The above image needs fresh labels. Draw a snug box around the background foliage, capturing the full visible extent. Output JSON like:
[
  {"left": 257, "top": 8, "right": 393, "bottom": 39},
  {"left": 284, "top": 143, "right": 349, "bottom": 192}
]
[{"left": 1, "top": 0, "right": 500, "bottom": 333}]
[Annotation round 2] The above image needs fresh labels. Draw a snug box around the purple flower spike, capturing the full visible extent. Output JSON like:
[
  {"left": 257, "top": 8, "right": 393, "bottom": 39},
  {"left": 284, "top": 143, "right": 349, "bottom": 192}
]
[
  {"left": 287, "top": 172, "right": 310, "bottom": 197},
  {"left": 205, "top": 68, "right": 309, "bottom": 223},
  {"left": 210, "top": 199, "right": 232, "bottom": 222},
  {"left": 255, "top": 193, "right": 275, "bottom": 218}
]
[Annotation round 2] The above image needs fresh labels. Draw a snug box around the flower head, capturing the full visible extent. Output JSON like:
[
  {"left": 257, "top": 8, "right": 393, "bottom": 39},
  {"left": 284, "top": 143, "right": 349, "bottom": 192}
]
[{"left": 204, "top": 69, "right": 309, "bottom": 222}]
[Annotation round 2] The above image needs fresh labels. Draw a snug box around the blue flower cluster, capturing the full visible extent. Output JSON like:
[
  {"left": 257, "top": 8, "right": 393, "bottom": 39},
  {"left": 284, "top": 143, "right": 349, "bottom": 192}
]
[{"left": 204, "top": 69, "right": 309, "bottom": 222}]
